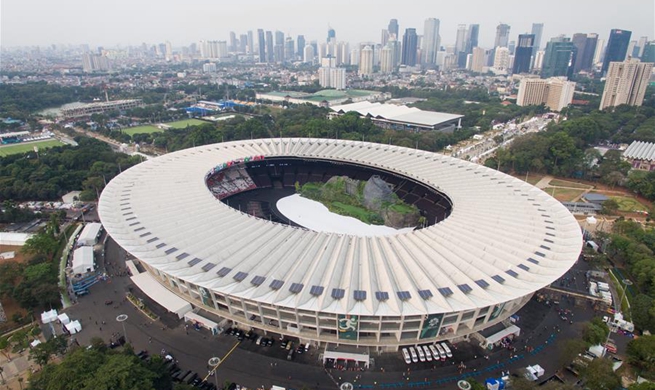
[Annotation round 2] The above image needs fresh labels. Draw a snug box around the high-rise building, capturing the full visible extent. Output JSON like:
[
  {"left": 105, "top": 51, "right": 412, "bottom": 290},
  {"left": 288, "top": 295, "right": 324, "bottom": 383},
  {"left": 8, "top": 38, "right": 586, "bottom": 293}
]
[
  {"left": 330, "top": 68, "right": 346, "bottom": 89},
  {"left": 266, "top": 31, "right": 274, "bottom": 63},
  {"left": 359, "top": 45, "right": 374, "bottom": 76},
  {"left": 303, "top": 44, "right": 315, "bottom": 64},
  {"left": 470, "top": 47, "right": 486, "bottom": 72},
  {"left": 297, "top": 35, "right": 305, "bottom": 60},
  {"left": 627, "top": 40, "right": 638, "bottom": 58},
  {"left": 165, "top": 41, "right": 173, "bottom": 61},
  {"left": 541, "top": 36, "right": 577, "bottom": 78},
  {"left": 229, "top": 32, "right": 237, "bottom": 52},
  {"left": 388, "top": 19, "right": 399, "bottom": 40},
  {"left": 571, "top": 33, "right": 598, "bottom": 73},
  {"left": 327, "top": 27, "right": 336, "bottom": 43},
  {"left": 465, "top": 24, "right": 480, "bottom": 54},
  {"left": 593, "top": 38, "right": 605, "bottom": 65},
  {"left": 285, "top": 38, "right": 295, "bottom": 62},
  {"left": 494, "top": 24, "right": 511, "bottom": 48},
  {"left": 401, "top": 28, "right": 418, "bottom": 66},
  {"left": 82, "top": 52, "right": 112, "bottom": 72},
  {"left": 533, "top": 50, "right": 545, "bottom": 70},
  {"left": 637, "top": 36, "right": 648, "bottom": 58},
  {"left": 642, "top": 41, "right": 655, "bottom": 63},
  {"left": 239, "top": 34, "right": 248, "bottom": 53},
  {"left": 257, "top": 29, "right": 266, "bottom": 62},
  {"left": 454, "top": 24, "right": 468, "bottom": 68},
  {"left": 247, "top": 31, "right": 254, "bottom": 55},
  {"left": 422, "top": 18, "right": 440, "bottom": 65},
  {"left": 531, "top": 23, "right": 544, "bottom": 56},
  {"left": 600, "top": 58, "right": 653, "bottom": 110},
  {"left": 602, "top": 29, "right": 632, "bottom": 74},
  {"left": 513, "top": 34, "right": 535, "bottom": 74},
  {"left": 381, "top": 29, "right": 390, "bottom": 46},
  {"left": 380, "top": 45, "right": 394, "bottom": 73},
  {"left": 517, "top": 77, "right": 576, "bottom": 112},
  {"left": 493, "top": 47, "right": 510, "bottom": 71}
]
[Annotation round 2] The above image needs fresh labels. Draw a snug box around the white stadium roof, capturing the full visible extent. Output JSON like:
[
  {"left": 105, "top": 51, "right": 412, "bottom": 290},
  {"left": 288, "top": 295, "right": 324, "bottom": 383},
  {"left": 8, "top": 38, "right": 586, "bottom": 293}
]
[
  {"left": 330, "top": 101, "right": 463, "bottom": 127},
  {"left": 623, "top": 141, "right": 655, "bottom": 161},
  {"left": 99, "top": 138, "right": 582, "bottom": 316}
]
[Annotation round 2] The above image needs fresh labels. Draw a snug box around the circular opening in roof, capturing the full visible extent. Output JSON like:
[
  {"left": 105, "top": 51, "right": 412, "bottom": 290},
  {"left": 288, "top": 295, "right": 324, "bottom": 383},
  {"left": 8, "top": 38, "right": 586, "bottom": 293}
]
[{"left": 205, "top": 157, "right": 452, "bottom": 234}]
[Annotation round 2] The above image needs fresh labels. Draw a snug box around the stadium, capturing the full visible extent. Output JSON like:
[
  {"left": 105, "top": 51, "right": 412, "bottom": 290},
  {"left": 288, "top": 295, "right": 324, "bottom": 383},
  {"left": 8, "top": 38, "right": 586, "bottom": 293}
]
[{"left": 98, "top": 138, "right": 582, "bottom": 351}]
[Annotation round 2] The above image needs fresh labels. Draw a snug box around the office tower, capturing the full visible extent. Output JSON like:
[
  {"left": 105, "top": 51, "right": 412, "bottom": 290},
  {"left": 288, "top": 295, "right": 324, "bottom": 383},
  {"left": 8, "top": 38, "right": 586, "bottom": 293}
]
[
  {"left": 602, "top": 29, "right": 632, "bottom": 74},
  {"left": 165, "top": 41, "right": 173, "bottom": 61},
  {"left": 266, "top": 31, "right": 274, "bottom": 62},
  {"left": 297, "top": 35, "right": 305, "bottom": 59},
  {"left": 388, "top": 40, "right": 401, "bottom": 67},
  {"left": 512, "top": 34, "right": 534, "bottom": 74},
  {"left": 359, "top": 45, "right": 374, "bottom": 75},
  {"left": 465, "top": 24, "right": 479, "bottom": 54},
  {"left": 533, "top": 50, "right": 545, "bottom": 70},
  {"left": 239, "top": 34, "right": 248, "bottom": 53},
  {"left": 571, "top": 33, "right": 598, "bottom": 73},
  {"left": 229, "top": 32, "right": 237, "bottom": 52},
  {"left": 517, "top": 77, "right": 576, "bottom": 112},
  {"left": 493, "top": 47, "right": 510, "bottom": 71},
  {"left": 422, "top": 18, "right": 440, "bottom": 65},
  {"left": 380, "top": 45, "right": 394, "bottom": 73},
  {"left": 531, "top": 23, "right": 544, "bottom": 56},
  {"left": 350, "top": 48, "right": 359, "bottom": 65},
  {"left": 257, "top": 29, "right": 266, "bottom": 62},
  {"left": 600, "top": 59, "right": 653, "bottom": 110},
  {"left": 303, "top": 44, "right": 315, "bottom": 64},
  {"left": 218, "top": 41, "right": 228, "bottom": 58},
  {"left": 494, "top": 23, "right": 511, "bottom": 48},
  {"left": 593, "top": 38, "right": 605, "bottom": 65},
  {"left": 637, "top": 36, "right": 648, "bottom": 58},
  {"left": 454, "top": 24, "right": 467, "bottom": 67},
  {"left": 642, "top": 41, "right": 655, "bottom": 62},
  {"left": 381, "top": 29, "right": 390, "bottom": 46},
  {"left": 336, "top": 42, "right": 349, "bottom": 65},
  {"left": 285, "top": 37, "right": 295, "bottom": 61},
  {"left": 327, "top": 27, "right": 336, "bottom": 43},
  {"left": 470, "top": 47, "right": 486, "bottom": 72},
  {"left": 273, "top": 31, "right": 285, "bottom": 62},
  {"left": 509, "top": 41, "right": 516, "bottom": 55},
  {"left": 401, "top": 28, "right": 418, "bottom": 66},
  {"left": 388, "top": 19, "right": 399, "bottom": 40},
  {"left": 541, "top": 36, "right": 577, "bottom": 78},
  {"left": 247, "top": 31, "right": 254, "bottom": 54}
]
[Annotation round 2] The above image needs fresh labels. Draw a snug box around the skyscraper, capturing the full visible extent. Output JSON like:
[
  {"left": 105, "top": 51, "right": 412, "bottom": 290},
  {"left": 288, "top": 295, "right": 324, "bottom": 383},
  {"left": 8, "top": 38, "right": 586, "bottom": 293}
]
[
  {"left": 541, "top": 36, "right": 577, "bottom": 78},
  {"left": 470, "top": 47, "right": 486, "bottom": 72},
  {"left": 637, "top": 36, "right": 648, "bottom": 58},
  {"left": 229, "top": 31, "right": 237, "bottom": 52},
  {"left": 465, "top": 24, "right": 480, "bottom": 54},
  {"left": 380, "top": 45, "right": 394, "bottom": 73},
  {"left": 531, "top": 23, "right": 544, "bottom": 56},
  {"left": 247, "top": 31, "right": 254, "bottom": 55},
  {"left": 422, "top": 18, "right": 440, "bottom": 65},
  {"left": 600, "top": 58, "right": 653, "bottom": 110},
  {"left": 642, "top": 41, "right": 655, "bottom": 63},
  {"left": 571, "top": 33, "right": 598, "bottom": 73},
  {"left": 303, "top": 44, "right": 315, "bottom": 64},
  {"left": 274, "top": 31, "right": 285, "bottom": 63},
  {"left": 359, "top": 45, "right": 374, "bottom": 76},
  {"left": 239, "top": 34, "right": 248, "bottom": 53},
  {"left": 517, "top": 77, "right": 576, "bottom": 112},
  {"left": 513, "top": 34, "right": 535, "bottom": 74},
  {"left": 266, "top": 31, "right": 274, "bottom": 63},
  {"left": 401, "top": 28, "right": 418, "bottom": 66},
  {"left": 297, "top": 36, "right": 305, "bottom": 60},
  {"left": 257, "top": 29, "right": 266, "bottom": 63},
  {"left": 493, "top": 47, "right": 510, "bottom": 71},
  {"left": 455, "top": 24, "right": 468, "bottom": 68},
  {"left": 327, "top": 27, "right": 336, "bottom": 43},
  {"left": 388, "top": 19, "right": 399, "bottom": 40},
  {"left": 285, "top": 37, "right": 295, "bottom": 62},
  {"left": 602, "top": 29, "right": 632, "bottom": 74},
  {"left": 494, "top": 23, "right": 511, "bottom": 48}
]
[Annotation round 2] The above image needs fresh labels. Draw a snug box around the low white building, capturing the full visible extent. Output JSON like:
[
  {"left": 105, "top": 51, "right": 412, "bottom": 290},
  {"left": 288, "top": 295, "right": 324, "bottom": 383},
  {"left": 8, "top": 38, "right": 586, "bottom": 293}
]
[
  {"left": 77, "top": 223, "right": 102, "bottom": 247},
  {"left": 72, "top": 246, "right": 95, "bottom": 274}
]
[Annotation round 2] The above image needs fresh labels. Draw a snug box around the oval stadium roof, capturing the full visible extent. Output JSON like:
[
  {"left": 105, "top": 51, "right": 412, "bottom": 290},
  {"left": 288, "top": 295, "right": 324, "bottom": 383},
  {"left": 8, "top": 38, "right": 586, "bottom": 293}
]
[{"left": 98, "top": 138, "right": 582, "bottom": 316}]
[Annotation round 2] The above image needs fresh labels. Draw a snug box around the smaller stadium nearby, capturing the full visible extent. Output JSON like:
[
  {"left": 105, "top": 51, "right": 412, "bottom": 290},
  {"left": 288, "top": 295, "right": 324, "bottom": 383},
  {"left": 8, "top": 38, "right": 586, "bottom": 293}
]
[
  {"left": 0, "top": 139, "right": 65, "bottom": 157},
  {"left": 122, "top": 119, "right": 207, "bottom": 137}
]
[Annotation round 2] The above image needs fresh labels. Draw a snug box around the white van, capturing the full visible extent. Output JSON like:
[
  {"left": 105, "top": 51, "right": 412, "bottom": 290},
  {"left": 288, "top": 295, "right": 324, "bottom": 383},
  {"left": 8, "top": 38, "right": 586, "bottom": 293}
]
[
  {"left": 422, "top": 346, "right": 433, "bottom": 362},
  {"left": 429, "top": 345, "right": 440, "bottom": 361},
  {"left": 401, "top": 348, "right": 412, "bottom": 364},
  {"left": 409, "top": 346, "right": 419, "bottom": 363},
  {"left": 435, "top": 343, "right": 447, "bottom": 361},
  {"left": 440, "top": 342, "right": 453, "bottom": 358},
  {"left": 416, "top": 346, "right": 426, "bottom": 362}
]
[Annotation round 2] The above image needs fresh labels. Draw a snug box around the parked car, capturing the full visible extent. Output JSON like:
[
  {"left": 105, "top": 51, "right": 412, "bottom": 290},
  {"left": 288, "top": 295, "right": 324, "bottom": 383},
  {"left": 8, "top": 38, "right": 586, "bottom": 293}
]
[
  {"left": 409, "top": 347, "right": 418, "bottom": 363},
  {"left": 416, "top": 346, "right": 426, "bottom": 362},
  {"left": 440, "top": 342, "right": 453, "bottom": 358},
  {"left": 401, "top": 348, "right": 412, "bottom": 364},
  {"left": 422, "top": 345, "right": 433, "bottom": 362}
]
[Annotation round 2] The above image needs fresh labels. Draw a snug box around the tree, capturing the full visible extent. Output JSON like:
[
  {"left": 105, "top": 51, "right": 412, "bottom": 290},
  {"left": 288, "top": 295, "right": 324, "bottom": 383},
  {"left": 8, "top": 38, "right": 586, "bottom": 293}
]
[
  {"left": 630, "top": 382, "right": 655, "bottom": 390},
  {"left": 0, "top": 336, "right": 11, "bottom": 361},
  {"left": 30, "top": 337, "right": 68, "bottom": 367},
  {"left": 558, "top": 338, "right": 588, "bottom": 367},
  {"left": 21, "top": 232, "right": 59, "bottom": 258},
  {"left": 581, "top": 358, "right": 621, "bottom": 390},
  {"left": 632, "top": 294, "right": 655, "bottom": 332},
  {"left": 601, "top": 199, "right": 620, "bottom": 215},
  {"left": 627, "top": 335, "right": 655, "bottom": 374},
  {"left": 582, "top": 317, "right": 609, "bottom": 345}
]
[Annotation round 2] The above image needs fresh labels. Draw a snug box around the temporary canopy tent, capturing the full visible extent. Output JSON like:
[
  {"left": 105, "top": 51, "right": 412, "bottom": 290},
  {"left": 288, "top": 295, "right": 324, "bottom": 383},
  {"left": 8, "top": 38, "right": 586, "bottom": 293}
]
[
  {"left": 130, "top": 273, "right": 192, "bottom": 319},
  {"left": 57, "top": 313, "right": 70, "bottom": 325},
  {"left": 65, "top": 320, "right": 82, "bottom": 334},
  {"left": 77, "top": 223, "right": 102, "bottom": 246},
  {"left": 40, "top": 309, "right": 58, "bottom": 324},
  {"left": 72, "top": 246, "right": 95, "bottom": 274}
]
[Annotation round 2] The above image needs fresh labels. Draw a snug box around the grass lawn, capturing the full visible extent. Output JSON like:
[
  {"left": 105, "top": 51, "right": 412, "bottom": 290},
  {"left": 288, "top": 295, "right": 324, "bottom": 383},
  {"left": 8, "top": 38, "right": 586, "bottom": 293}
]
[
  {"left": 122, "top": 125, "right": 162, "bottom": 136},
  {"left": 331, "top": 202, "right": 381, "bottom": 225},
  {"left": 166, "top": 119, "right": 206, "bottom": 128},
  {"left": 549, "top": 179, "right": 593, "bottom": 189},
  {"left": 610, "top": 195, "right": 648, "bottom": 212},
  {"left": 0, "top": 139, "right": 65, "bottom": 157},
  {"left": 512, "top": 173, "right": 545, "bottom": 185},
  {"left": 544, "top": 187, "right": 585, "bottom": 202}
]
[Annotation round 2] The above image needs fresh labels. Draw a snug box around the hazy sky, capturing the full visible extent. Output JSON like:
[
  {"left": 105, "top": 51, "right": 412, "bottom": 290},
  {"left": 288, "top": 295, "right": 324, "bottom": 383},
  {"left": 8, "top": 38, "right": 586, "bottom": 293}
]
[{"left": 2, "top": 0, "right": 653, "bottom": 49}]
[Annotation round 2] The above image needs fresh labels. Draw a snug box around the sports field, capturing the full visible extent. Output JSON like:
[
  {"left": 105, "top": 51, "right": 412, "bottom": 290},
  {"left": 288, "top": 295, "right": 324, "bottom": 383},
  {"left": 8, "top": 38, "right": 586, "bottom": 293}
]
[
  {"left": 610, "top": 195, "right": 649, "bottom": 212},
  {"left": 0, "top": 139, "right": 65, "bottom": 157},
  {"left": 123, "top": 119, "right": 207, "bottom": 136}
]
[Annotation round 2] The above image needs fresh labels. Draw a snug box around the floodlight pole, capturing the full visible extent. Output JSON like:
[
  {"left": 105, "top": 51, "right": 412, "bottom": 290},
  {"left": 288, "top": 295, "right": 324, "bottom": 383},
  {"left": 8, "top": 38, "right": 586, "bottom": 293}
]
[{"left": 116, "top": 314, "right": 128, "bottom": 343}]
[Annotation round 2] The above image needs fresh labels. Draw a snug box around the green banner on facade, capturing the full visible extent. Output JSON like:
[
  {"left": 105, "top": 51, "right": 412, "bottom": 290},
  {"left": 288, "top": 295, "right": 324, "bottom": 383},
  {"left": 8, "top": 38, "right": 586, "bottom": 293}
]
[
  {"left": 198, "top": 286, "right": 213, "bottom": 307},
  {"left": 419, "top": 313, "right": 444, "bottom": 339},
  {"left": 337, "top": 314, "right": 359, "bottom": 340}
]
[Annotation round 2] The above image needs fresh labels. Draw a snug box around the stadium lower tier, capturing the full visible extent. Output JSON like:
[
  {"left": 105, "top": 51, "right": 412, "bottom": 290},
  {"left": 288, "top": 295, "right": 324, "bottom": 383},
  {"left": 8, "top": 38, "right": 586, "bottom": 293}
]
[{"left": 140, "top": 262, "right": 531, "bottom": 351}]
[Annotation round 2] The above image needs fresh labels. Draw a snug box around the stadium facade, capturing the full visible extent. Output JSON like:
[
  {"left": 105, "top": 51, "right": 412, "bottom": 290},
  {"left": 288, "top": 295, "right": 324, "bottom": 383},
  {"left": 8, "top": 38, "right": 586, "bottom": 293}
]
[{"left": 99, "top": 138, "right": 582, "bottom": 351}]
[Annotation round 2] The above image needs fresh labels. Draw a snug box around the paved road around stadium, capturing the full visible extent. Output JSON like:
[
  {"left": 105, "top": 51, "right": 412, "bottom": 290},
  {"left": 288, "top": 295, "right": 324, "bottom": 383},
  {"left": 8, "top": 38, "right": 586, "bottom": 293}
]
[{"left": 62, "top": 236, "right": 623, "bottom": 390}]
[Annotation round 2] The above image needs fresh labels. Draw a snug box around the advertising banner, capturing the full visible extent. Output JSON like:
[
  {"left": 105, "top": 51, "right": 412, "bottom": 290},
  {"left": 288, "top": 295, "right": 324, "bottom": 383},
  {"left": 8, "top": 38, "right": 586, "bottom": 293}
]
[
  {"left": 198, "top": 286, "right": 213, "bottom": 307},
  {"left": 489, "top": 303, "right": 506, "bottom": 321},
  {"left": 420, "top": 313, "right": 444, "bottom": 339},
  {"left": 337, "top": 314, "right": 358, "bottom": 340}
]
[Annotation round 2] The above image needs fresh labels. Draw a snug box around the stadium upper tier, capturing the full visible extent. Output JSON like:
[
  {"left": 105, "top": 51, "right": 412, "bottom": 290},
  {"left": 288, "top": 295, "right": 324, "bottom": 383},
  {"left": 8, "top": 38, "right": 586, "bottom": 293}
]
[{"left": 99, "top": 138, "right": 582, "bottom": 317}]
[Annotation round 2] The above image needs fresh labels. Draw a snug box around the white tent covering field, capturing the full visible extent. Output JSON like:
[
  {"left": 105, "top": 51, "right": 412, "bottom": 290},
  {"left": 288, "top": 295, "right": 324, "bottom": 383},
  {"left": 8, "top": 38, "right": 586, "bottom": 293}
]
[
  {"left": 77, "top": 222, "right": 102, "bottom": 246},
  {"left": 57, "top": 313, "right": 70, "bottom": 325},
  {"left": 72, "top": 246, "right": 95, "bottom": 274},
  {"left": 277, "top": 194, "right": 414, "bottom": 237},
  {"left": 131, "top": 273, "right": 192, "bottom": 319},
  {"left": 0, "top": 232, "right": 34, "bottom": 246},
  {"left": 65, "top": 320, "right": 82, "bottom": 334},
  {"left": 184, "top": 311, "right": 220, "bottom": 334},
  {"left": 40, "top": 309, "right": 58, "bottom": 324}
]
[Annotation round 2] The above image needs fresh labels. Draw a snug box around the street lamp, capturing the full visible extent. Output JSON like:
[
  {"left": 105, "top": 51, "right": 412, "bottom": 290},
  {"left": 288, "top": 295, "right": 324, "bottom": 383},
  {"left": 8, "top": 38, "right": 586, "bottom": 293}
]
[
  {"left": 208, "top": 357, "right": 221, "bottom": 388},
  {"left": 116, "top": 314, "right": 128, "bottom": 343},
  {"left": 603, "top": 279, "right": 632, "bottom": 353}
]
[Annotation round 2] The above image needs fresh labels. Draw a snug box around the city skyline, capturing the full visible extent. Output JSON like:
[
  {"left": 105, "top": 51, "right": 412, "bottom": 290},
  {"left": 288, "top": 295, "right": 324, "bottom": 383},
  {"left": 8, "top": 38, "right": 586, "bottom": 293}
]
[{"left": 1, "top": 0, "right": 653, "bottom": 49}]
